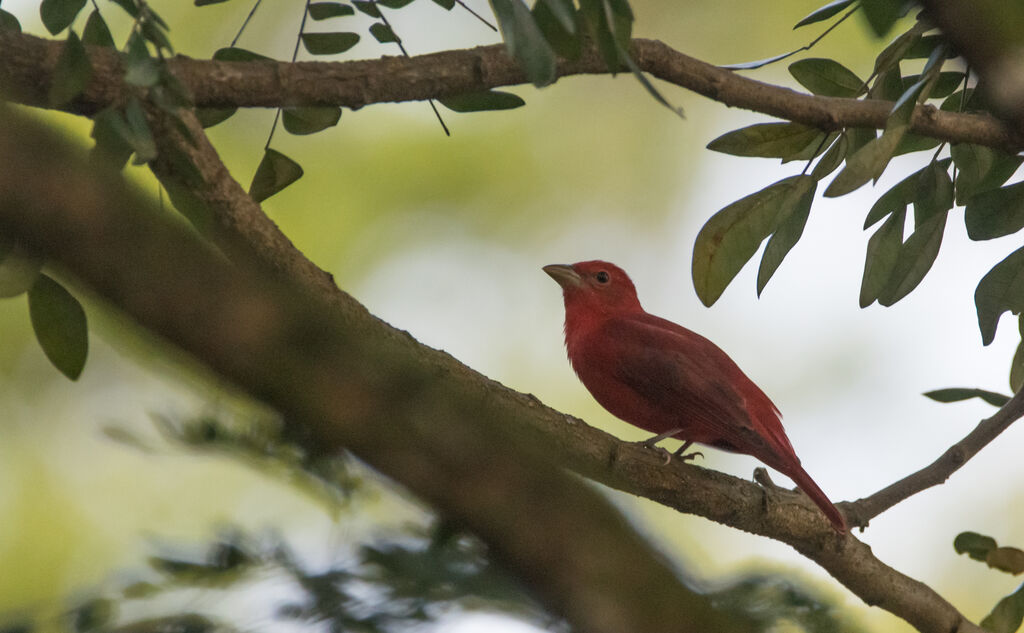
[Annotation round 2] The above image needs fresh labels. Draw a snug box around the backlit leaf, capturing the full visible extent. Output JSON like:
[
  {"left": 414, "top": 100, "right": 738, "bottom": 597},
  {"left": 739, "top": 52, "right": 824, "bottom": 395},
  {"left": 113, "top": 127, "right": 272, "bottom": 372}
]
[
  {"left": 825, "top": 128, "right": 905, "bottom": 197},
  {"left": 757, "top": 177, "right": 817, "bottom": 295},
  {"left": 923, "top": 388, "right": 1010, "bottom": 407},
  {"left": 860, "top": 0, "right": 902, "bottom": 37},
  {"left": 249, "top": 148, "right": 303, "bottom": 202},
  {"left": 282, "top": 106, "right": 342, "bottom": 135},
  {"left": 28, "top": 274, "right": 88, "bottom": 380},
  {"left": 124, "top": 97, "right": 157, "bottom": 164},
  {"left": 810, "top": 134, "right": 847, "bottom": 180},
  {"left": 975, "top": 245, "right": 1024, "bottom": 345},
  {"left": 301, "top": 32, "right": 360, "bottom": 55},
  {"left": 707, "top": 122, "right": 824, "bottom": 159},
  {"left": 864, "top": 159, "right": 952, "bottom": 228},
  {"left": 693, "top": 176, "right": 816, "bottom": 306},
  {"left": 438, "top": 90, "right": 525, "bottom": 112},
  {"left": 859, "top": 207, "right": 904, "bottom": 307},
  {"left": 535, "top": 0, "right": 575, "bottom": 33},
  {"left": 965, "top": 183, "right": 1024, "bottom": 241},
  {"left": 532, "top": 0, "right": 580, "bottom": 59},
  {"left": 954, "top": 144, "right": 1022, "bottom": 205},
  {"left": 789, "top": 58, "right": 864, "bottom": 97},
  {"left": 955, "top": 531, "right": 998, "bottom": 561}
]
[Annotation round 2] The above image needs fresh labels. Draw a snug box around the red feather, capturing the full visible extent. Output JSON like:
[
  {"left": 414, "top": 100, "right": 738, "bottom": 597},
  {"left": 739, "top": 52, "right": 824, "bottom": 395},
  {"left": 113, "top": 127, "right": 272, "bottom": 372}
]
[{"left": 545, "top": 260, "right": 846, "bottom": 533}]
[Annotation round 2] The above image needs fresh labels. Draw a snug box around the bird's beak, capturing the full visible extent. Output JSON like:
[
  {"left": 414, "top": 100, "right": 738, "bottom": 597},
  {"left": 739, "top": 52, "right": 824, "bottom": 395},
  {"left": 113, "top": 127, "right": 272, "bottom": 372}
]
[{"left": 543, "top": 264, "right": 582, "bottom": 288}]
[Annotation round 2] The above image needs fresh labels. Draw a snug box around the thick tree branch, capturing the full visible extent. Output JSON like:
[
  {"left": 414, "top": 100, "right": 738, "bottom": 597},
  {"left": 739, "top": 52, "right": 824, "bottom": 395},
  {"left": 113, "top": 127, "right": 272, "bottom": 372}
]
[
  {"left": 849, "top": 388, "right": 1024, "bottom": 523},
  {"left": 0, "top": 104, "right": 745, "bottom": 633},
  {"left": 0, "top": 30, "right": 1021, "bottom": 152}
]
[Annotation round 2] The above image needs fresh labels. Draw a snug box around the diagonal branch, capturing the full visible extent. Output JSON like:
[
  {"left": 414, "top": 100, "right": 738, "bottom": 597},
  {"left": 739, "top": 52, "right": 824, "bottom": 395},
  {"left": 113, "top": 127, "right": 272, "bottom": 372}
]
[
  {"left": 848, "top": 388, "right": 1024, "bottom": 524},
  {"left": 0, "top": 30, "right": 1021, "bottom": 152}
]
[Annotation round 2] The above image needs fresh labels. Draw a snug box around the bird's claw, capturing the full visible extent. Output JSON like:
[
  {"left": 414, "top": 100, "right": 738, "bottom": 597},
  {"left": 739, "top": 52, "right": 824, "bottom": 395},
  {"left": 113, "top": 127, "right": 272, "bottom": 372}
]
[{"left": 638, "top": 440, "right": 675, "bottom": 465}]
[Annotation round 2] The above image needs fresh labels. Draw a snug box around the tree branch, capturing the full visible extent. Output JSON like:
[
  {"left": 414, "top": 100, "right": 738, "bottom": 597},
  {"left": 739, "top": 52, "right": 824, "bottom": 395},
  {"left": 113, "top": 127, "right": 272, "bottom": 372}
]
[
  {"left": 848, "top": 388, "right": 1024, "bottom": 523},
  {"left": 1, "top": 30, "right": 1021, "bottom": 152}
]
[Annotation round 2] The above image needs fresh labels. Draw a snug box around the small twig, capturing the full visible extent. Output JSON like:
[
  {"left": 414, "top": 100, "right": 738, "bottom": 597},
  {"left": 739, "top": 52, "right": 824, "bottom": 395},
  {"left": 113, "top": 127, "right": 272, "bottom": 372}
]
[
  {"left": 453, "top": 0, "right": 497, "bottom": 31},
  {"left": 801, "top": 132, "right": 832, "bottom": 176},
  {"left": 230, "top": 0, "right": 264, "bottom": 47},
  {"left": 264, "top": 0, "right": 310, "bottom": 149},
  {"left": 846, "top": 387, "right": 1024, "bottom": 525},
  {"left": 725, "top": 5, "right": 859, "bottom": 70}
]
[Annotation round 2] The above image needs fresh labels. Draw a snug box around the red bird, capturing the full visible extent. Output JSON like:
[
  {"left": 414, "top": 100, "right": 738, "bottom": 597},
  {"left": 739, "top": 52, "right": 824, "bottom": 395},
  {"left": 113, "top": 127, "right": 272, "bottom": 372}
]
[{"left": 544, "top": 260, "right": 846, "bottom": 533}]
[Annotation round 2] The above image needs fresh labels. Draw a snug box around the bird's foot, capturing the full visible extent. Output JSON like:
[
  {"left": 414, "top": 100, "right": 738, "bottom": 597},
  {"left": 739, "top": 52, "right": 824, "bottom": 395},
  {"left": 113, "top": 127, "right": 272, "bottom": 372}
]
[{"left": 673, "top": 443, "right": 703, "bottom": 462}]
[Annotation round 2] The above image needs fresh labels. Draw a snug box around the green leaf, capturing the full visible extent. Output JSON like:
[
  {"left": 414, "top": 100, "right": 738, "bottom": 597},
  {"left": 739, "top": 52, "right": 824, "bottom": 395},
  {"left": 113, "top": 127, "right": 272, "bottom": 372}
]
[
  {"left": 975, "top": 245, "right": 1024, "bottom": 345},
  {"left": 89, "top": 108, "right": 134, "bottom": 169},
  {"left": 123, "top": 31, "right": 160, "bottom": 87},
  {"left": 301, "top": 32, "right": 360, "bottom": 55},
  {"left": 757, "top": 177, "right": 817, "bottom": 295},
  {"left": 0, "top": 9, "right": 22, "bottom": 32},
  {"left": 0, "top": 244, "right": 44, "bottom": 298},
  {"left": 431, "top": 0, "right": 456, "bottom": 9},
  {"left": 213, "top": 47, "right": 274, "bottom": 61},
  {"left": 693, "top": 176, "right": 816, "bottom": 306},
  {"left": 893, "top": 132, "right": 941, "bottom": 156},
  {"left": 788, "top": 58, "right": 864, "bottom": 97},
  {"left": 981, "top": 584, "right": 1024, "bottom": 633},
  {"left": 124, "top": 97, "right": 157, "bottom": 164},
  {"left": 869, "top": 66, "right": 904, "bottom": 101},
  {"left": 438, "top": 90, "right": 525, "bottom": 112},
  {"left": 902, "top": 71, "right": 964, "bottom": 99},
  {"left": 195, "top": 107, "right": 238, "bottom": 128},
  {"left": 873, "top": 22, "right": 927, "bottom": 75},
  {"left": 923, "top": 388, "right": 1010, "bottom": 407},
  {"left": 377, "top": 0, "right": 416, "bottom": 7},
  {"left": 579, "top": 0, "right": 631, "bottom": 73},
  {"left": 195, "top": 0, "right": 233, "bottom": 5},
  {"left": 707, "top": 122, "right": 825, "bottom": 160},
  {"left": 249, "top": 148, "right": 304, "bottom": 202},
  {"left": 988, "top": 547, "right": 1024, "bottom": 575},
  {"left": 864, "top": 159, "right": 952, "bottom": 228},
  {"left": 860, "top": 0, "right": 902, "bottom": 38},
  {"left": 309, "top": 2, "right": 355, "bottom": 19},
  {"left": 723, "top": 51, "right": 800, "bottom": 71},
  {"left": 490, "top": 0, "right": 558, "bottom": 87},
  {"left": 905, "top": 35, "right": 953, "bottom": 59},
  {"left": 825, "top": 127, "right": 905, "bottom": 197},
  {"left": 352, "top": 0, "right": 381, "bottom": 16},
  {"left": 532, "top": 0, "right": 581, "bottom": 59},
  {"left": 82, "top": 10, "right": 115, "bottom": 47},
  {"left": 965, "top": 183, "right": 1024, "bottom": 241},
  {"left": 846, "top": 127, "right": 876, "bottom": 156},
  {"left": 282, "top": 106, "right": 342, "bottom": 135},
  {"left": 954, "top": 144, "right": 1023, "bottom": 205},
  {"left": 810, "top": 134, "right": 847, "bottom": 180},
  {"left": 48, "top": 30, "right": 92, "bottom": 107},
  {"left": 1012, "top": 338, "right": 1024, "bottom": 393},
  {"left": 793, "top": 0, "right": 855, "bottom": 28},
  {"left": 955, "top": 531, "right": 999, "bottom": 561},
  {"left": 28, "top": 274, "right": 88, "bottom": 380},
  {"left": 369, "top": 22, "right": 399, "bottom": 43},
  {"left": 859, "top": 207, "right": 904, "bottom": 307},
  {"left": 40, "top": 0, "right": 87, "bottom": 34},
  {"left": 534, "top": 0, "right": 575, "bottom": 33}
]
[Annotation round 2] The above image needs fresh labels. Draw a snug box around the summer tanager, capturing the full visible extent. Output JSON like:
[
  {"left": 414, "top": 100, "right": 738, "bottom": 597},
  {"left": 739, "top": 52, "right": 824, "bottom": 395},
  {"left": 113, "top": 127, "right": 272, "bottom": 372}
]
[{"left": 544, "top": 260, "right": 847, "bottom": 533}]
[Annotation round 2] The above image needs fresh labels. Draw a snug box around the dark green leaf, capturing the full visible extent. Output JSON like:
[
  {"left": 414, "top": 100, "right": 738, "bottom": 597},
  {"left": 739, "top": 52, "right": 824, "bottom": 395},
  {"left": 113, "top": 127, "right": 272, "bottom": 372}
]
[
  {"left": 195, "top": 0, "right": 232, "bottom": 5},
  {"left": 954, "top": 144, "right": 1023, "bottom": 205},
  {"left": 923, "top": 388, "right": 1010, "bottom": 407},
  {"left": 0, "top": 9, "right": 22, "bottom": 32},
  {"left": 1012, "top": 333, "right": 1024, "bottom": 393},
  {"left": 0, "top": 245, "right": 44, "bottom": 298},
  {"left": 124, "top": 31, "right": 159, "bottom": 87},
  {"left": 873, "top": 22, "right": 927, "bottom": 74},
  {"left": 793, "top": 0, "right": 855, "bottom": 28},
  {"left": 81, "top": 10, "right": 114, "bottom": 47},
  {"left": 72, "top": 598, "right": 114, "bottom": 633},
  {"left": 846, "top": 127, "right": 876, "bottom": 156},
  {"left": 309, "top": 2, "right": 355, "bottom": 19},
  {"left": 707, "top": 122, "right": 825, "bottom": 160},
  {"left": 965, "top": 183, "right": 1024, "bottom": 241},
  {"left": 301, "top": 32, "right": 360, "bottom": 55},
  {"left": 825, "top": 128, "right": 905, "bottom": 197},
  {"left": 905, "top": 35, "right": 953, "bottom": 59},
  {"left": 369, "top": 22, "right": 399, "bottom": 43},
  {"left": 377, "top": 0, "right": 415, "bottom": 7},
  {"left": 28, "top": 274, "right": 88, "bottom": 380},
  {"left": 893, "top": 132, "right": 941, "bottom": 156},
  {"left": 616, "top": 39, "right": 684, "bottom": 118},
  {"left": 693, "top": 176, "right": 816, "bottom": 306},
  {"left": 439, "top": 90, "right": 525, "bottom": 112},
  {"left": 535, "top": 0, "right": 575, "bottom": 33},
  {"left": 723, "top": 51, "right": 799, "bottom": 71},
  {"left": 431, "top": 0, "right": 456, "bottom": 9},
  {"left": 579, "top": 0, "right": 630, "bottom": 73},
  {"left": 878, "top": 207, "right": 948, "bottom": 305},
  {"left": 864, "top": 159, "right": 951, "bottom": 228},
  {"left": 195, "top": 107, "right": 238, "bottom": 128},
  {"left": 788, "top": 58, "right": 864, "bottom": 97},
  {"left": 124, "top": 97, "right": 157, "bottom": 164},
  {"left": 282, "top": 106, "right": 342, "bottom": 135},
  {"left": 89, "top": 108, "right": 134, "bottom": 169},
  {"left": 40, "top": 0, "right": 87, "bottom": 34},
  {"left": 249, "top": 148, "right": 304, "bottom": 202},
  {"left": 352, "top": 0, "right": 381, "bottom": 16},
  {"left": 988, "top": 547, "right": 1024, "bottom": 575},
  {"left": 757, "top": 177, "right": 817, "bottom": 295},
  {"left": 902, "top": 71, "right": 964, "bottom": 99},
  {"left": 109, "top": 0, "right": 140, "bottom": 18},
  {"left": 810, "top": 134, "right": 847, "bottom": 180},
  {"left": 955, "top": 532, "right": 999, "bottom": 561},
  {"left": 975, "top": 245, "right": 1024, "bottom": 345},
  {"left": 859, "top": 207, "right": 905, "bottom": 307},
  {"left": 981, "top": 584, "right": 1024, "bottom": 633},
  {"left": 860, "top": 0, "right": 902, "bottom": 38},
  {"left": 532, "top": 0, "right": 581, "bottom": 59},
  {"left": 869, "top": 66, "right": 904, "bottom": 101},
  {"left": 783, "top": 131, "right": 838, "bottom": 163},
  {"left": 213, "top": 47, "right": 274, "bottom": 61},
  {"left": 48, "top": 30, "right": 92, "bottom": 107},
  {"left": 490, "top": 0, "right": 557, "bottom": 87}
]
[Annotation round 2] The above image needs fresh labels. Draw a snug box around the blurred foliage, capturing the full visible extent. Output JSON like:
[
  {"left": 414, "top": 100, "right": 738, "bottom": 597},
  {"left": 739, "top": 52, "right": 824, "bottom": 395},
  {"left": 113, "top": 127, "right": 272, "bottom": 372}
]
[{"left": 954, "top": 532, "right": 1024, "bottom": 633}]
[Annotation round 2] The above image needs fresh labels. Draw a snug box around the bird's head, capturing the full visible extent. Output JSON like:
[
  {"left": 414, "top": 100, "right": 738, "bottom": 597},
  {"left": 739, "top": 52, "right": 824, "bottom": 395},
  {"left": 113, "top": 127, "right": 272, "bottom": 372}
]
[{"left": 543, "top": 260, "right": 642, "bottom": 317}]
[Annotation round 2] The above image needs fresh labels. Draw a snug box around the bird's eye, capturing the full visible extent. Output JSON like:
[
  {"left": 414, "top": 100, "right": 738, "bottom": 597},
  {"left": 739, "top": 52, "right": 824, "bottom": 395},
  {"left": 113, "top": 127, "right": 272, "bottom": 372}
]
[{"left": 595, "top": 271, "right": 610, "bottom": 284}]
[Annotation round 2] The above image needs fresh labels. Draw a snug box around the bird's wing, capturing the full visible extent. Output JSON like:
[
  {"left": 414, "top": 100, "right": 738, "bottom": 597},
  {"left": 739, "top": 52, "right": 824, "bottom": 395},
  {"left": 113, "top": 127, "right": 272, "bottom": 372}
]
[{"left": 597, "top": 314, "right": 796, "bottom": 467}]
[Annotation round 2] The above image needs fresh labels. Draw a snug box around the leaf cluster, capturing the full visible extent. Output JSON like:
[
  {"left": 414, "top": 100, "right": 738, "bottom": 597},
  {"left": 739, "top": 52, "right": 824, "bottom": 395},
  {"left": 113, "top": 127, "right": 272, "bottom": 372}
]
[{"left": 953, "top": 532, "right": 1024, "bottom": 633}]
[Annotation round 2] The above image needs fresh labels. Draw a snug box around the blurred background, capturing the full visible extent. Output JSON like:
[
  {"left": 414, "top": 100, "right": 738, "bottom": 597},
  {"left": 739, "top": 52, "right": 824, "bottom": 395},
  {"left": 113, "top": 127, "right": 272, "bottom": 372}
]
[{"left": 1, "top": 0, "right": 1022, "bottom": 631}]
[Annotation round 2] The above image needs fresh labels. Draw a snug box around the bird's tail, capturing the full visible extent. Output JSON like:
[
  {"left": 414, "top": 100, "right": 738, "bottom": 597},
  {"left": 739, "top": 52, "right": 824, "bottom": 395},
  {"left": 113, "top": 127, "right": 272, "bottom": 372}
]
[{"left": 785, "top": 464, "right": 847, "bottom": 534}]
